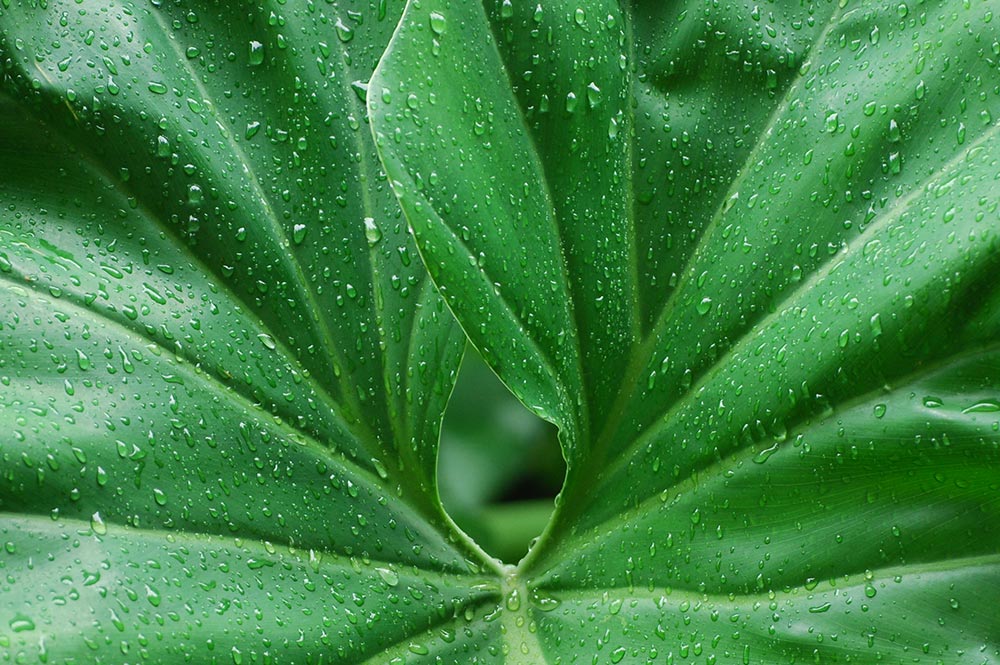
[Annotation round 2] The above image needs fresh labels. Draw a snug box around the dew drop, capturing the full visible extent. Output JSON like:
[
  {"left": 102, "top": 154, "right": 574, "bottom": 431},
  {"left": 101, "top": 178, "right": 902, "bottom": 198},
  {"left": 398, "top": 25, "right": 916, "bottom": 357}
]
[
  {"left": 586, "top": 82, "right": 601, "bottom": 109},
  {"left": 565, "top": 91, "right": 578, "bottom": 113},
  {"left": 248, "top": 40, "right": 265, "bottom": 66},
  {"left": 376, "top": 567, "right": 399, "bottom": 586},
  {"left": 825, "top": 112, "right": 839, "bottom": 133},
  {"left": 9, "top": 614, "right": 34, "bottom": 633},
  {"left": 90, "top": 511, "right": 107, "bottom": 535},
  {"left": 962, "top": 400, "right": 1000, "bottom": 414},
  {"left": 429, "top": 11, "right": 447, "bottom": 36},
  {"left": 335, "top": 18, "right": 354, "bottom": 42},
  {"left": 359, "top": 218, "right": 380, "bottom": 248}
]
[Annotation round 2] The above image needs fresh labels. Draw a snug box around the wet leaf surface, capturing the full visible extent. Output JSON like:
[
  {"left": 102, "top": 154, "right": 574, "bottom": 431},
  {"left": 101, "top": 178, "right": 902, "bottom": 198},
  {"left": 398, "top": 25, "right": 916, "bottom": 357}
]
[
  {"left": 3, "top": 0, "right": 1000, "bottom": 662},
  {"left": 371, "top": 0, "right": 1000, "bottom": 661}
]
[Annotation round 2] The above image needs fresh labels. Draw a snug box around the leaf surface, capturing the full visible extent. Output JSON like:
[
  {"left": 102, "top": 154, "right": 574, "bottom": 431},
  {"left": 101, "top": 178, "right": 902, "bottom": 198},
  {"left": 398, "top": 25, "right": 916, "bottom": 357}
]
[
  {"left": 0, "top": 1, "right": 502, "bottom": 661},
  {"left": 370, "top": 0, "right": 1000, "bottom": 661}
]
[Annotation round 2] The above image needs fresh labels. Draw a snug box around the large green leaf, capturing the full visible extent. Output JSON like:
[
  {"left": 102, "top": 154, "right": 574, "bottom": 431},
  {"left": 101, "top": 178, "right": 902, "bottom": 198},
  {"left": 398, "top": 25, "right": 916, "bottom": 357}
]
[
  {"left": 0, "top": 1, "right": 505, "bottom": 661},
  {"left": 5, "top": 0, "right": 1000, "bottom": 662},
  {"left": 370, "top": 0, "right": 1000, "bottom": 662}
]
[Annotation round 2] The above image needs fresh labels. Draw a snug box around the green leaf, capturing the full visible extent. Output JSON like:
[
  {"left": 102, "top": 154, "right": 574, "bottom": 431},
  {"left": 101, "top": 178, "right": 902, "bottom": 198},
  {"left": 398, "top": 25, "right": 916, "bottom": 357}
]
[
  {"left": 6, "top": 0, "right": 1000, "bottom": 662},
  {"left": 370, "top": 0, "right": 1000, "bottom": 662},
  {"left": 0, "top": 2, "right": 501, "bottom": 661}
]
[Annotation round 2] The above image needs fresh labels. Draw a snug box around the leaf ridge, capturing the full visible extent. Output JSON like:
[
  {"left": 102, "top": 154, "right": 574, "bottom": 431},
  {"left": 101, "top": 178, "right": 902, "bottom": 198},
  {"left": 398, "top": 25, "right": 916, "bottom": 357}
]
[
  {"left": 588, "top": 2, "right": 850, "bottom": 467},
  {"left": 146, "top": 6, "right": 376, "bottom": 443},
  {"left": 596, "top": 114, "right": 1000, "bottom": 485},
  {"left": 0, "top": 271, "right": 426, "bottom": 538},
  {"left": 544, "top": 335, "right": 1000, "bottom": 578},
  {"left": 621, "top": 0, "right": 642, "bottom": 341},
  {"left": 0, "top": 105, "right": 378, "bottom": 464},
  {"left": 337, "top": 51, "right": 414, "bottom": 471},
  {"left": 4, "top": 512, "right": 494, "bottom": 585},
  {"left": 376, "top": 134, "right": 575, "bottom": 433},
  {"left": 546, "top": 552, "right": 1000, "bottom": 600},
  {"left": 478, "top": 4, "right": 591, "bottom": 442}
]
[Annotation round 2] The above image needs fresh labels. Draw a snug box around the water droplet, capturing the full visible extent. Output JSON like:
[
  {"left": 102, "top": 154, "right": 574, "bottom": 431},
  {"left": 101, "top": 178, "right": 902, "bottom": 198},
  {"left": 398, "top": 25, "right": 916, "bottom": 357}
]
[
  {"left": 407, "top": 643, "right": 429, "bottom": 656},
  {"left": 335, "top": 18, "right": 354, "bottom": 42},
  {"left": 364, "top": 217, "right": 382, "bottom": 245},
  {"left": 962, "top": 400, "right": 1000, "bottom": 414},
  {"left": 9, "top": 614, "right": 34, "bottom": 633},
  {"left": 586, "top": 82, "right": 601, "bottom": 109},
  {"left": 887, "top": 118, "right": 901, "bottom": 142},
  {"left": 246, "top": 41, "right": 265, "bottom": 68},
  {"left": 156, "top": 135, "right": 170, "bottom": 158},
  {"left": 753, "top": 442, "right": 779, "bottom": 464},
  {"left": 869, "top": 312, "right": 882, "bottom": 336},
  {"left": 825, "top": 112, "right": 839, "bottom": 133},
  {"left": 371, "top": 457, "right": 389, "bottom": 479},
  {"left": 530, "top": 589, "right": 561, "bottom": 611},
  {"left": 376, "top": 567, "right": 399, "bottom": 586},
  {"left": 565, "top": 91, "right": 578, "bottom": 113},
  {"left": 90, "top": 511, "right": 107, "bottom": 535},
  {"left": 429, "top": 11, "right": 447, "bottom": 36},
  {"left": 888, "top": 151, "right": 901, "bottom": 174},
  {"left": 292, "top": 223, "right": 307, "bottom": 245}
]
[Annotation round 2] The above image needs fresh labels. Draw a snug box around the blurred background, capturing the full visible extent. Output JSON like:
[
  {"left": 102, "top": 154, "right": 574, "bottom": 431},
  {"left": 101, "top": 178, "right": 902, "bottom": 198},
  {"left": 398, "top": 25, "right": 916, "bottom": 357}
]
[{"left": 438, "top": 347, "right": 564, "bottom": 564}]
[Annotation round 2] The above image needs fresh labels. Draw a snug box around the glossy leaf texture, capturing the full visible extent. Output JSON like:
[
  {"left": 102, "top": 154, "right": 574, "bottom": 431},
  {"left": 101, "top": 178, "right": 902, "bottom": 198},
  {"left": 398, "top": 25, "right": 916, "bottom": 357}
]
[
  {"left": 371, "top": 0, "right": 1000, "bottom": 662},
  {"left": 0, "top": 1, "right": 506, "bottom": 662}
]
